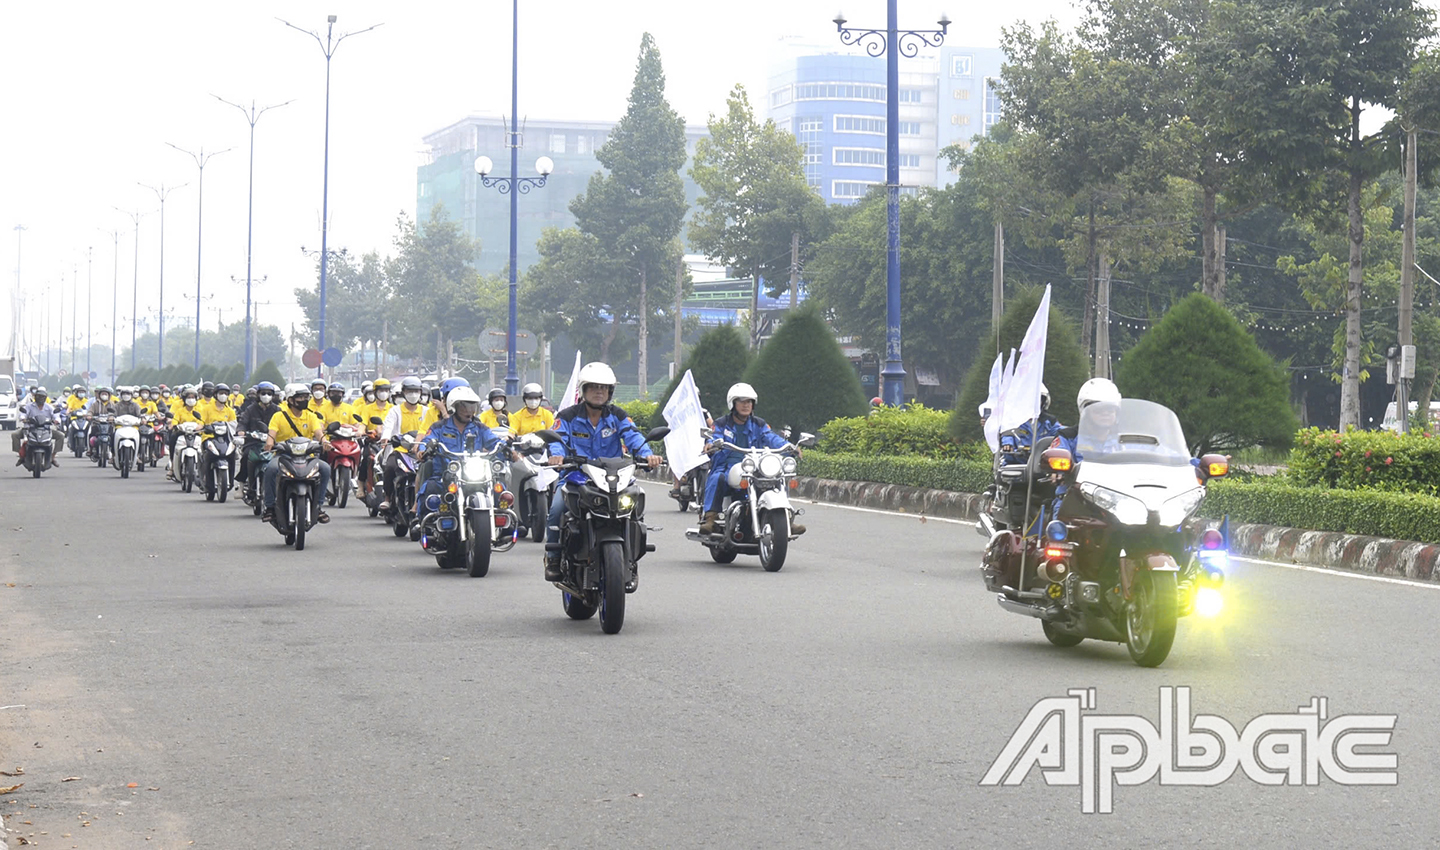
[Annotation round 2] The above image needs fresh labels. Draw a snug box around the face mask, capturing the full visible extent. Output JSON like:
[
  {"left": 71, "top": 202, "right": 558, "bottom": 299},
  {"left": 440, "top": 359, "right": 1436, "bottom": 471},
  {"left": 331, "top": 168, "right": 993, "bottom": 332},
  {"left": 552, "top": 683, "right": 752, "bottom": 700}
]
[
  {"left": 291, "top": 398, "right": 310, "bottom": 410},
  {"left": 139, "top": 393, "right": 149, "bottom": 400},
  {"left": 376, "top": 390, "right": 390, "bottom": 401},
  {"left": 78, "top": 393, "right": 87, "bottom": 400},
  {"left": 162, "top": 392, "right": 171, "bottom": 399},
  {"left": 404, "top": 392, "right": 421, "bottom": 405},
  {"left": 491, "top": 399, "right": 506, "bottom": 411},
  {"left": 525, "top": 398, "right": 540, "bottom": 410},
  {"left": 217, "top": 393, "right": 229, "bottom": 403},
  {"left": 259, "top": 394, "right": 274, "bottom": 404},
  {"left": 364, "top": 392, "right": 375, "bottom": 403},
  {"left": 120, "top": 394, "right": 132, "bottom": 402},
  {"left": 312, "top": 390, "right": 325, "bottom": 401},
  {"left": 328, "top": 395, "right": 343, "bottom": 405},
  {"left": 184, "top": 397, "right": 197, "bottom": 407}
]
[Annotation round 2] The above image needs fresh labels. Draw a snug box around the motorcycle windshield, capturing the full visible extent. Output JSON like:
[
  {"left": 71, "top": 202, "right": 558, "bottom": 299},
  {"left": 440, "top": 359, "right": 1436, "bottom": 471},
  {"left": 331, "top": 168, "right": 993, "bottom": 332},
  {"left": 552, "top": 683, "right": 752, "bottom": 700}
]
[{"left": 1076, "top": 399, "right": 1191, "bottom": 467}]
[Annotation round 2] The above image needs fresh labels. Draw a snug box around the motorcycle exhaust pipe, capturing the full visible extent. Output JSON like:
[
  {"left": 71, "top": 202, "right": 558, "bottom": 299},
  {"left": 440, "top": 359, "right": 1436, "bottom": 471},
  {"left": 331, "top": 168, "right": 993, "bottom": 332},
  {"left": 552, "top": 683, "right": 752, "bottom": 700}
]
[
  {"left": 977, "top": 513, "right": 997, "bottom": 538},
  {"left": 997, "top": 596, "right": 1052, "bottom": 620}
]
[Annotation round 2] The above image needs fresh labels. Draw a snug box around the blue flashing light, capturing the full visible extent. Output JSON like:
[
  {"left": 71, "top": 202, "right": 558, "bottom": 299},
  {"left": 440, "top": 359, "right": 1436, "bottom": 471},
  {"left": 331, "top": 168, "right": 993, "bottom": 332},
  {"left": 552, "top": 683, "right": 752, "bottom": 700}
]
[{"left": 1046, "top": 520, "right": 1068, "bottom": 541}]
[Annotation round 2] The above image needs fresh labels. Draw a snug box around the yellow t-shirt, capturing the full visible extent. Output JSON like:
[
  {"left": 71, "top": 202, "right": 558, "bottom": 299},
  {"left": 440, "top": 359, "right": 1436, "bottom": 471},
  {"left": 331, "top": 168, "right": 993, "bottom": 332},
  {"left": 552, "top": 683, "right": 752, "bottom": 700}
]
[
  {"left": 510, "top": 406, "right": 556, "bottom": 436},
  {"left": 316, "top": 400, "right": 356, "bottom": 429},
  {"left": 171, "top": 401, "right": 205, "bottom": 427},
  {"left": 66, "top": 396, "right": 87, "bottom": 413},
  {"left": 268, "top": 408, "right": 326, "bottom": 443}
]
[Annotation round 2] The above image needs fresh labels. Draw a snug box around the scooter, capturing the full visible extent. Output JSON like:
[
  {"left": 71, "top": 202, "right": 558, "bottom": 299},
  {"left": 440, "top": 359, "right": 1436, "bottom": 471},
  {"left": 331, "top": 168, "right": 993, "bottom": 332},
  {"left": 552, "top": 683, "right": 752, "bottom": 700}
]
[
  {"left": 89, "top": 414, "right": 114, "bottom": 468},
  {"left": 670, "top": 464, "right": 708, "bottom": 514},
  {"left": 113, "top": 414, "right": 142, "bottom": 479},
  {"left": 512, "top": 433, "right": 559, "bottom": 542},
  {"left": 66, "top": 411, "right": 88, "bottom": 458},
  {"left": 385, "top": 432, "right": 422, "bottom": 540},
  {"left": 270, "top": 437, "right": 324, "bottom": 550},
  {"left": 241, "top": 431, "right": 268, "bottom": 516},
  {"left": 173, "top": 421, "right": 203, "bottom": 493},
  {"left": 325, "top": 421, "right": 363, "bottom": 508},
  {"left": 19, "top": 416, "right": 55, "bottom": 478},
  {"left": 685, "top": 432, "right": 815, "bottom": 571},
  {"left": 202, "top": 420, "right": 238, "bottom": 502}
]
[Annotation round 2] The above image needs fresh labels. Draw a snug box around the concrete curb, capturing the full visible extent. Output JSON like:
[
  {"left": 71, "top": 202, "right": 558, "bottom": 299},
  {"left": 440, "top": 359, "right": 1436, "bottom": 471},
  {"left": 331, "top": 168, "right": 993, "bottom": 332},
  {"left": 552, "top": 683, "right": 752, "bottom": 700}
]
[{"left": 793, "top": 477, "right": 1440, "bottom": 583}]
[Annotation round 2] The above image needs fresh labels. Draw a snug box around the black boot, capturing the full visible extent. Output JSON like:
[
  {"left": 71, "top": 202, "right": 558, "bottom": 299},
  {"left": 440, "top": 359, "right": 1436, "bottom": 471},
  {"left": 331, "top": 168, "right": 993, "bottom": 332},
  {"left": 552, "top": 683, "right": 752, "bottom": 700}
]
[{"left": 544, "top": 552, "right": 564, "bottom": 582}]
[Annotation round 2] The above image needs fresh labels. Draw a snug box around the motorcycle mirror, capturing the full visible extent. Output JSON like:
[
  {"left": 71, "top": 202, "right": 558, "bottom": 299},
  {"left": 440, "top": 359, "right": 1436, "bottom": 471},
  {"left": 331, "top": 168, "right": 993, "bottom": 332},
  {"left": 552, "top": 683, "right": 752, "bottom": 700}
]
[
  {"left": 646, "top": 426, "right": 671, "bottom": 441},
  {"left": 533, "top": 429, "right": 563, "bottom": 444},
  {"left": 370, "top": 416, "right": 384, "bottom": 425},
  {"left": 797, "top": 433, "right": 818, "bottom": 448}
]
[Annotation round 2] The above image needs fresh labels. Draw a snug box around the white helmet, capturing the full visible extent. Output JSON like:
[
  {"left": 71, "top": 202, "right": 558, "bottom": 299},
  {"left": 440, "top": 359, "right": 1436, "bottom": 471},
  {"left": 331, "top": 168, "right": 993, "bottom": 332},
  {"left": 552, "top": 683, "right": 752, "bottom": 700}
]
[
  {"left": 1039, "top": 382, "right": 1051, "bottom": 412},
  {"left": 577, "top": 362, "right": 616, "bottom": 404},
  {"left": 446, "top": 386, "right": 482, "bottom": 413},
  {"left": 726, "top": 382, "right": 758, "bottom": 409},
  {"left": 1077, "top": 378, "right": 1121, "bottom": 412},
  {"left": 283, "top": 382, "right": 310, "bottom": 400}
]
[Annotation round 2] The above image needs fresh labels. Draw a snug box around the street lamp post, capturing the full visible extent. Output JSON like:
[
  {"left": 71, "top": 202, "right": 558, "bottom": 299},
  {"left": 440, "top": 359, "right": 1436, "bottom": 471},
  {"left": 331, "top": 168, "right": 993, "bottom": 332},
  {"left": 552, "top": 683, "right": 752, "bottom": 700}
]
[
  {"left": 70, "top": 264, "right": 77, "bottom": 377},
  {"left": 85, "top": 246, "right": 93, "bottom": 381},
  {"left": 834, "top": 4, "right": 949, "bottom": 406},
  {"left": 115, "top": 207, "right": 150, "bottom": 373},
  {"left": 281, "top": 14, "right": 381, "bottom": 375},
  {"left": 101, "top": 228, "right": 120, "bottom": 383},
  {"left": 10, "top": 225, "right": 23, "bottom": 370},
  {"left": 167, "top": 143, "right": 231, "bottom": 370},
  {"left": 474, "top": 0, "right": 552, "bottom": 395},
  {"left": 139, "top": 182, "right": 186, "bottom": 369},
  {"left": 216, "top": 96, "right": 293, "bottom": 380}
]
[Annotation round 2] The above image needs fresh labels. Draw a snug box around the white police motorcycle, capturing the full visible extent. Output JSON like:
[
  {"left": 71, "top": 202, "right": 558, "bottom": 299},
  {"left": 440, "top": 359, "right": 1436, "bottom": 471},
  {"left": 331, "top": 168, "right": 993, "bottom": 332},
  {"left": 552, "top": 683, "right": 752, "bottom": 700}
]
[{"left": 685, "top": 430, "right": 815, "bottom": 571}]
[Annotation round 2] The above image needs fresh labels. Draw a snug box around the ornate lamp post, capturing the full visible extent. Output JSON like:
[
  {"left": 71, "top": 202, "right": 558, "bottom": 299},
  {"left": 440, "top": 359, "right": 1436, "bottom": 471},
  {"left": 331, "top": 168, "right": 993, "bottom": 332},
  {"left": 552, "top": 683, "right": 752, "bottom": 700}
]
[{"left": 834, "top": 4, "right": 949, "bottom": 406}]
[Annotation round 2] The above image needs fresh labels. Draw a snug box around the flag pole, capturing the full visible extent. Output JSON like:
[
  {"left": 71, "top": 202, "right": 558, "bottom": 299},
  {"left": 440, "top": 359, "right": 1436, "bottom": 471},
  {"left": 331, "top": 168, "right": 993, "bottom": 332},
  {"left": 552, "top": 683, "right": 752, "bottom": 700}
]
[{"left": 1017, "top": 411, "right": 1041, "bottom": 593}]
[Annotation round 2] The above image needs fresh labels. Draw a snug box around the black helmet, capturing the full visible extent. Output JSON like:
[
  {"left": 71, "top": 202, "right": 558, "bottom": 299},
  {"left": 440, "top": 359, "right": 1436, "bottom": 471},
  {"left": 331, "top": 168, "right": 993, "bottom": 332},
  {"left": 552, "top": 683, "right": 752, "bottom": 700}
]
[
  {"left": 487, "top": 387, "right": 506, "bottom": 402},
  {"left": 200, "top": 381, "right": 215, "bottom": 398}
]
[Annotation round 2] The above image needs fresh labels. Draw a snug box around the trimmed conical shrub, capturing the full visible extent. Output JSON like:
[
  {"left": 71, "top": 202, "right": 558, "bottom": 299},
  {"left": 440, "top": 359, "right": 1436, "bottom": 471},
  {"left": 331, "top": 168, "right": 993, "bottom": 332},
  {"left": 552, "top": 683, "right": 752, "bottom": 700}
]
[{"left": 742, "top": 305, "right": 867, "bottom": 433}]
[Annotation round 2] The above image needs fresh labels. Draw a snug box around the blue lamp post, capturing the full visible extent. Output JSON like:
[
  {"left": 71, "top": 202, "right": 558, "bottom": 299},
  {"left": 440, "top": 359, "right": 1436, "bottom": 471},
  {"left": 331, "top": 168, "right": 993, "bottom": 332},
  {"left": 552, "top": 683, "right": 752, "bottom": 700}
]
[
  {"left": 281, "top": 14, "right": 381, "bottom": 376},
  {"left": 474, "top": 0, "right": 553, "bottom": 396},
  {"left": 834, "top": 4, "right": 949, "bottom": 406}
]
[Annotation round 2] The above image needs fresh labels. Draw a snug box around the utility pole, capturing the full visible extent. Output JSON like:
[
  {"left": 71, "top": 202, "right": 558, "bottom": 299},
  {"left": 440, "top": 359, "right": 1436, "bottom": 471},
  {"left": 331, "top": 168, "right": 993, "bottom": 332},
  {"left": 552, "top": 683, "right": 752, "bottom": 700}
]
[
  {"left": 673, "top": 255, "right": 684, "bottom": 377},
  {"left": 10, "top": 225, "right": 23, "bottom": 367},
  {"left": 638, "top": 265, "right": 648, "bottom": 397},
  {"left": 1094, "top": 254, "right": 1112, "bottom": 380},
  {"left": 1399, "top": 125, "right": 1418, "bottom": 433},
  {"left": 789, "top": 230, "right": 800, "bottom": 310},
  {"left": 992, "top": 220, "right": 1004, "bottom": 330}
]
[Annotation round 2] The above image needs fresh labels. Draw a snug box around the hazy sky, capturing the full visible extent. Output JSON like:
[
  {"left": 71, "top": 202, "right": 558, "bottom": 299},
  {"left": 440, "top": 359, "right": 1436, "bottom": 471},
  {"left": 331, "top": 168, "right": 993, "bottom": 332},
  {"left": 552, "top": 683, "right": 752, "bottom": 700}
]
[{"left": 0, "top": 0, "right": 1082, "bottom": 366}]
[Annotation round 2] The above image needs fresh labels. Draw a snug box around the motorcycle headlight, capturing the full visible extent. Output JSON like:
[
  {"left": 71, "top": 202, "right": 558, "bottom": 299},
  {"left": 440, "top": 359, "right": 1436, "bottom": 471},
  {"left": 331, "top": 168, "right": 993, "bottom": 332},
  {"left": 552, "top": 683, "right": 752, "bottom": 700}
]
[
  {"left": 782, "top": 456, "right": 797, "bottom": 474},
  {"left": 758, "top": 454, "right": 783, "bottom": 478},
  {"left": 741, "top": 457, "right": 757, "bottom": 474},
  {"left": 1080, "top": 482, "right": 1150, "bottom": 526},
  {"left": 618, "top": 494, "right": 635, "bottom": 512},
  {"left": 1158, "top": 487, "right": 1206, "bottom": 527},
  {"left": 462, "top": 458, "right": 489, "bottom": 481},
  {"left": 491, "top": 460, "right": 506, "bottom": 475},
  {"left": 447, "top": 461, "right": 461, "bottom": 476}
]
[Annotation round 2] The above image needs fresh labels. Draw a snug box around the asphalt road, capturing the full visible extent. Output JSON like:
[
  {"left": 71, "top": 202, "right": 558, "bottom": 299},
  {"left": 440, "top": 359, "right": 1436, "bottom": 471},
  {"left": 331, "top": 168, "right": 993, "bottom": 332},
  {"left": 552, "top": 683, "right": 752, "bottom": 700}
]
[{"left": 1, "top": 458, "right": 1437, "bottom": 849}]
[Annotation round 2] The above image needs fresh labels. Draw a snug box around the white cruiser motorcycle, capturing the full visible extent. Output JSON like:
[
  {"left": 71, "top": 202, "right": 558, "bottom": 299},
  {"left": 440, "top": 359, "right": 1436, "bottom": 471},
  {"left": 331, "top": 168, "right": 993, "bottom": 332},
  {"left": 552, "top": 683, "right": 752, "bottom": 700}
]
[
  {"left": 685, "top": 431, "right": 815, "bottom": 571},
  {"left": 113, "top": 414, "right": 142, "bottom": 479}
]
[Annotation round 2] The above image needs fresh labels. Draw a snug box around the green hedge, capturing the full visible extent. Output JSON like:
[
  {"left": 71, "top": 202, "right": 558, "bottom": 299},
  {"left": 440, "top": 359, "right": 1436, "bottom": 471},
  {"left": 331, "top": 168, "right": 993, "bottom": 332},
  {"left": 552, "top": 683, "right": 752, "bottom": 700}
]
[
  {"left": 1199, "top": 479, "right": 1440, "bottom": 544},
  {"left": 799, "top": 450, "right": 991, "bottom": 493},
  {"left": 1288, "top": 427, "right": 1440, "bottom": 495},
  {"left": 817, "top": 403, "right": 960, "bottom": 459},
  {"left": 623, "top": 399, "right": 660, "bottom": 432}
]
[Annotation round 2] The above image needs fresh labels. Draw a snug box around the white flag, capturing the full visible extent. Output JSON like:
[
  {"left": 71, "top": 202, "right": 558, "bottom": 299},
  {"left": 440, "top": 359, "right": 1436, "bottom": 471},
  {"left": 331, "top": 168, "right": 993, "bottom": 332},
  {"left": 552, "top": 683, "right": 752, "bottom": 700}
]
[
  {"left": 985, "top": 347, "right": 1016, "bottom": 452},
  {"left": 998, "top": 284, "right": 1052, "bottom": 434},
  {"left": 661, "top": 369, "right": 710, "bottom": 476},
  {"left": 559, "top": 352, "right": 583, "bottom": 409},
  {"left": 979, "top": 351, "right": 1003, "bottom": 419}
]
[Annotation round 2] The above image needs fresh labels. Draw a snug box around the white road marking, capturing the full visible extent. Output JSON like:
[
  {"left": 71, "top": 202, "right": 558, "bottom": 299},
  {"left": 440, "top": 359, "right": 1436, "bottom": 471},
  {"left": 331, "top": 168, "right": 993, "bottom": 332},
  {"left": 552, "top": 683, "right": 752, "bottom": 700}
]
[
  {"left": 637, "top": 479, "right": 971, "bottom": 525},
  {"left": 1231, "top": 554, "right": 1440, "bottom": 591}
]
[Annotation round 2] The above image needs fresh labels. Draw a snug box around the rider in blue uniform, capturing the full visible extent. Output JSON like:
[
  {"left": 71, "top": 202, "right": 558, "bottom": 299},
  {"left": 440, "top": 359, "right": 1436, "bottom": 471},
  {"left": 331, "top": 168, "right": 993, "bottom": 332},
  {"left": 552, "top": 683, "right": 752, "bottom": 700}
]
[
  {"left": 415, "top": 386, "right": 502, "bottom": 521},
  {"left": 543, "top": 362, "right": 659, "bottom": 582},
  {"left": 698, "top": 382, "right": 803, "bottom": 535}
]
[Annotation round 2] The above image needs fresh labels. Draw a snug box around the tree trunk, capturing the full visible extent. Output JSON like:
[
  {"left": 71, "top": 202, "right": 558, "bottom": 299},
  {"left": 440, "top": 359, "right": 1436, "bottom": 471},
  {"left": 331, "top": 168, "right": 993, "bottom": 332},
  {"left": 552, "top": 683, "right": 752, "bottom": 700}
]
[
  {"left": 1201, "top": 185, "right": 1220, "bottom": 302},
  {"left": 436, "top": 326, "right": 443, "bottom": 379},
  {"left": 992, "top": 219, "right": 1004, "bottom": 331},
  {"left": 1081, "top": 203, "right": 1096, "bottom": 361},
  {"left": 637, "top": 264, "right": 648, "bottom": 398},
  {"left": 1341, "top": 145, "right": 1364, "bottom": 430},
  {"left": 601, "top": 312, "right": 620, "bottom": 363},
  {"left": 751, "top": 264, "right": 762, "bottom": 350},
  {"left": 673, "top": 255, "right": 684, "bottom": 376}
]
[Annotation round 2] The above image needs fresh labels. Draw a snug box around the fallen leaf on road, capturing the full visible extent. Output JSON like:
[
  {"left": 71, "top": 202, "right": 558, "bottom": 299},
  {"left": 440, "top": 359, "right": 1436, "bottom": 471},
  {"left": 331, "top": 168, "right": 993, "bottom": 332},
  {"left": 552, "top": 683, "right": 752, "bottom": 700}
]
[
  {"left": 0, "top": 784, "right": 22, "bottom": 794},
  {"left": 0, "top": 769, "right": 23, "bottom": 777},
  {"left": 630, "top": 792, "right": 644, "bottom": 798},
  {"left": 4, "top": 583, "right": 14, "bottom": 588},
  {"left": 61, "top": 777, "right": 80, "bottom": 782},
  {"left": 126, "top": 783, "right": 138, "bottom": 788},
  {"left": 919, "top": 515, "right": 927, "bottom": 523},
  {"left": 146, "top": 787, "right": 159, "bottom": 792},
  {"left": 32, "top": 743, "right": 41, "bottom": 748}
]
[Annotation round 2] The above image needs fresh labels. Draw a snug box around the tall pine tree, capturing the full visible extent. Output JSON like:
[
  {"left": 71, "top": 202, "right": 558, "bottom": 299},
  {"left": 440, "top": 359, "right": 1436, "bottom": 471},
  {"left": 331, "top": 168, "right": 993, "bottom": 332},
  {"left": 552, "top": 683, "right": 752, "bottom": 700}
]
[{"left": 570, "top": 33, "right": 688, "bottom": 395}]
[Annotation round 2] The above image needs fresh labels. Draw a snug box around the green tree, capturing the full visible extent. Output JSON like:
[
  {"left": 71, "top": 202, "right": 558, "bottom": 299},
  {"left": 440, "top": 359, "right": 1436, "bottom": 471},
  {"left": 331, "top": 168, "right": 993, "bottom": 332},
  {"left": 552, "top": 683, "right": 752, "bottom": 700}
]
[
  {"left": 252, "top": 360, "right": 285, "bottom": 387},
  {"left": 742, "top": 306, "right": 866, "bottom": 433},
  {"left": 387, "top": 206, "right": 497, "bottom": 372},
  {"left": 570, "top": 33, "right": 688, "bottom": 395},
  {"left": 689, "top": 84, "right": 825, "bottom": 347},
  {"left": 657, "top": 323, "right": 752, "bottom": 416},
  {"left": 1116, "top": 293, "right": 1297, "bottom": 454},
  {"left": 951, "top": 286, "right": 1090, "bottom": 443},
  {"left": 521, "top": 227, "right": 630, "bottom": 361}
]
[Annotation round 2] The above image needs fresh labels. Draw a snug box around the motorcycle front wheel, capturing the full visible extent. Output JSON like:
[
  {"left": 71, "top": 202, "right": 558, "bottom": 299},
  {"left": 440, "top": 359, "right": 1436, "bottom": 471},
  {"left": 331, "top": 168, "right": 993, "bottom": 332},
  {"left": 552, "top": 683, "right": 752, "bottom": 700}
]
[
  {"left": 291, "top": 494, "right": 307, "bottom": 551},
  {"left": 217, "top": 466, "right": 229, "bottom": 503},
  {"left": 1126, "top": 571, "right": 1178, "bottom": 668},
  {"left": 466, "top": 510, "right": 492, "bottom": 577},
  {"left": 336, "top": 467, "right": 351, "bottom": 509},
  {"left": 119, "top": 448, "right": 132, "bottom": 479},
  {"left": 759, "top": 510, "right": 790, "bottom": 572},
  {"left": 182, "top": 457, "right": 196, "bottom": 494},
  {"left": 529, "top": 492, "right": 546, "bottom": 542},
  {"left": 598, "top": 541, "right": 627, "bottom": 634}
]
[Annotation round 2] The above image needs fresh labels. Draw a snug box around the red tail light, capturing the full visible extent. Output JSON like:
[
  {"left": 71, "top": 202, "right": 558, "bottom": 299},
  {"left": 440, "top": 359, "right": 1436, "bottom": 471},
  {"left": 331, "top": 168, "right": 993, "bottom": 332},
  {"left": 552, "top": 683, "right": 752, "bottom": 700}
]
[{"left": 1202, "top": 529, "right": 1224, "bottom": 550}]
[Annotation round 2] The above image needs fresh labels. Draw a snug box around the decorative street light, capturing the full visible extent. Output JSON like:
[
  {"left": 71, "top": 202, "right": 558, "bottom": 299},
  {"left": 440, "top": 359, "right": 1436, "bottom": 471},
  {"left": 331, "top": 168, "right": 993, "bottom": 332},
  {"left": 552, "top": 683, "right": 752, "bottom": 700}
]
[
  {"left": 474, "top": 0, "right": 553, "bottom": 395},
  {"left": 115, "top": 206, "right": 151, "bottom": 373},
  {"left": 280, "top": 14, "right": 382, "bottom": 376},
  {"left": 139, "top": 182, "right": 186, "bottom": 369},
  {"left": 215, "top": 95, "right": 293, "bottom": 381},
  {"left": 167, "top": 142, "right": 231, "bottom": 370},
  {"left": 101, "top": 226, "right": 121, "bottom": 384},
  {"left": 10, "top": 225, "right": 23, "bottom": 370},
  {"left": 834, "top": 4, "right": 949, "bottom": 406}
]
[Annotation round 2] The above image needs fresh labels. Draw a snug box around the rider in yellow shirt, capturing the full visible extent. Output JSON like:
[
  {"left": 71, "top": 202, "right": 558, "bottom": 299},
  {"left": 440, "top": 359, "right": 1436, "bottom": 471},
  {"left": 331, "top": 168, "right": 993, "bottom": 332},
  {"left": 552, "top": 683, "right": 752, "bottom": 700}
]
[
  {"left": 65, "top": 387, "right": 89, "bottom": 414},
  {"left": 510, "top": 383, "right": 556, "bottom": 436},
  {"left": 316, "top": 382, "right": 357, "bottom": 429},
  {"left": 262, "top": 383, "right": 332, "bottom": 524},
  {"left": 478, "top": 387, "right": 511, "bottom": 431},
  {"left": 166, "top": 386, "right": 206, "bottom": 479},
  {"left": 356, "top": 379, "right": 393, "bottom": 500}
]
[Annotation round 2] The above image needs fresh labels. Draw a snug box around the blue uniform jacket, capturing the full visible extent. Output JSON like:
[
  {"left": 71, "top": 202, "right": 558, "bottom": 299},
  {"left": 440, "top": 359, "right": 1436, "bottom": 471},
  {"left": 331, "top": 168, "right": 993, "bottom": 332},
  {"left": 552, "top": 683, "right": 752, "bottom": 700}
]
[
  {"left": 548, "top": 404, "right": 653, "bottom": 484},
  {"left": 418, "top": 416, "right": 501, "bottom": 479},
  {"left": 703, "top": 413, "right": 790, "bottom": 510}
]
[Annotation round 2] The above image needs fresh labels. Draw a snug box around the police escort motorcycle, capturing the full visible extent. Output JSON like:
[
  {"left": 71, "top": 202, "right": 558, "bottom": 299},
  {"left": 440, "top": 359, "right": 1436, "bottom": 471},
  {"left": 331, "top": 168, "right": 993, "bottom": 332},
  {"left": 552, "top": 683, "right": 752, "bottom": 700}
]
[
  {"left": 976, "top": 398, "right": 1230, "bottom": 668},
  {"left": 419, "top": 437, "right": 519, "bottom": 576},
  {"left": 685, "top": 430, "right": 815, "bottom": 571}
]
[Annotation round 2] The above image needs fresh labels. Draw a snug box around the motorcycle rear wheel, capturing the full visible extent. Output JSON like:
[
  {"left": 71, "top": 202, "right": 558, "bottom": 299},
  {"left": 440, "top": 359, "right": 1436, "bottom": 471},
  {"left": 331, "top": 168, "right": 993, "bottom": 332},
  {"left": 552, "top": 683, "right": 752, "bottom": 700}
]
[
  {"left": 1126, "top": 571, "right": 1178, "bottom": 667},
  {"left": 598, "top": 541, "right": 627, "bottom": 634},
  {"left": 562, "top": 590, "right": 597, "bottom": 620}
]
